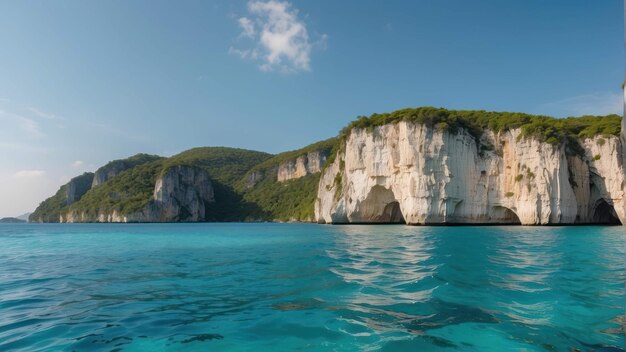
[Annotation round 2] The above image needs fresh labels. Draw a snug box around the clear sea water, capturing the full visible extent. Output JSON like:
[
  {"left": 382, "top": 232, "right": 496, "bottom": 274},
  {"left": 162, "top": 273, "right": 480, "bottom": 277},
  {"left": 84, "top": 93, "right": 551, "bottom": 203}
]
[{"left": 0, "top": 224, "right": 624, "bottom": 351}]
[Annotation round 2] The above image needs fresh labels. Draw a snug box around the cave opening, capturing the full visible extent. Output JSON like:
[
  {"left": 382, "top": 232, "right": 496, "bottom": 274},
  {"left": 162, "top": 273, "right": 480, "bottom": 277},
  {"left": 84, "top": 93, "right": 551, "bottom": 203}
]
[
  {"left": 382, "top": 201, "right": 405, "bottom": 223},
  {"left": 357, "top": 185, "right": 406, "bottom": 224},
  {"left": 503, "top": 208, "right": 521, "bottom": 225},
  {"left": 493, "top": 206, "right": 521, "bottom": 225},
  {"left": 592, "top": 199, "right": 622, "bottom": 225}
]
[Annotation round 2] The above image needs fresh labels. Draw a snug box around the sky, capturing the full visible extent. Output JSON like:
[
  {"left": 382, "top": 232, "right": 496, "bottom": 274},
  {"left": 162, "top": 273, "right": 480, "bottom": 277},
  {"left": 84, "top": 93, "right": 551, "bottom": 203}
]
[{"left": 0, "top": 0, "right": 623, "bottom": 217}]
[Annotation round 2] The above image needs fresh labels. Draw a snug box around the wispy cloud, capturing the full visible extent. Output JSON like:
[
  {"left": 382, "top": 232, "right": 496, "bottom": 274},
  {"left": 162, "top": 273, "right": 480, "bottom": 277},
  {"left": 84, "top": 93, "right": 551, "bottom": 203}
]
[
  {"left": 230, "top": 0, "right": 326, "bottom": 73},
  {"left": 0, "top": 110, "right": 44, "bottom": 138},
  {"left": 19, "top": 116, "right": 44, "bottom": 138},
  {"left": 13, "top": 170, "right": 45, "bottom": 178},
  {"left": 28, "top": 106, "right": 62, "bottom": 120},
  {"left": 539, "top": 91, "right": 623, "bottom": 117},
  {"left": 238, "top": 17, "right": 256, "bottom": 38},
  {"left": 70, "top": 160, "right": 84, "bottom": 168}
]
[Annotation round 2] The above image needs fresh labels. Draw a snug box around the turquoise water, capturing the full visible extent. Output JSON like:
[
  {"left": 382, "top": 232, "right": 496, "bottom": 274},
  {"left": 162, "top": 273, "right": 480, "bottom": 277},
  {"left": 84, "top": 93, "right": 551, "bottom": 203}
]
[{"left": 0, "top": 224, "right": 623, "bottom": 351}]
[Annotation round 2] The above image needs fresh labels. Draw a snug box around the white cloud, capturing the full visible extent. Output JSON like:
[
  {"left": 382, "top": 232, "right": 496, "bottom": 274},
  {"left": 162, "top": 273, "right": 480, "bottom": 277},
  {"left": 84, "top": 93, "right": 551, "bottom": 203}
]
[
  {"left": 27, "top": 107, "right": 58, "bottom": 120},
  {"left": 228, "top": 46, "right": 257, "bottom": 60},
  {"left": 231, "top": 0, "right": 325, "bottom": 73},
  {"left": 71, "top": 160, "right": 84, "bottom": 168},
  {"left": 14, "top": 170, "right": 46, "bottom": 178},
  {"left": 540, "top": 91, "right": 623, "bottom": 117},
  {"left": 238, "top": 17, "right": 256, "bottom": 38}
]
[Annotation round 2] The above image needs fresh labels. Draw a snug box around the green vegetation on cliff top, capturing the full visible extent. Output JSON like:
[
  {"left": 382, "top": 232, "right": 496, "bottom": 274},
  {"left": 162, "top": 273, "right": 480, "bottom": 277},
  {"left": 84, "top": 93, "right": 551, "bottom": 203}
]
[
  {"left": 163, "top": 147, "right": 272, "bottom": 185},
  {"left": 237, "top": 139, "right": 338, "bottom": 221},
  {"left": 69, "top": 161, "right": 164, "bottom": 217},
  {"left": 96, "top": 153, "right": 162, "bottom": 172},
  {"left": 244, "top": 138, "right": 337, "bottom": 175},
  {"left": 67, "top": 147, "right": 272, "bottom": 220},
  {"left": 164, "top": 147, "right": 272, "bottom": 221},
  {"left": 343, "top": 107, "right": 621, "bottom": 145}
]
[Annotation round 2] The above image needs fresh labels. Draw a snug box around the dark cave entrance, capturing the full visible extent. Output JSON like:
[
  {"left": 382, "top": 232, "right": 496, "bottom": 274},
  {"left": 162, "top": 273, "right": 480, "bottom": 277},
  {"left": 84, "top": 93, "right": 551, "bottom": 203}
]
[
  {"left": 358, "top": 185, "right": 406, "bottom": 224},
  {"left": 493, "top": 206, "right": 521, "bottom": 225},
  {"left": 502, "top": 208, "right": 522, "bottom": 225},
  {"left": 382, "top": 201, "right": 405, "bottom": 223},
  {"left": 592, "top": 199, "right": 622, "bottom": 225}
]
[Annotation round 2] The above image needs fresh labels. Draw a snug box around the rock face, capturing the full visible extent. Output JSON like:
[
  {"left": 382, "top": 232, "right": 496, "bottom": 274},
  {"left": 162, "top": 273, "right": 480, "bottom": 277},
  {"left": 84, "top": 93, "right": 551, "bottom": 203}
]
[
  {"left": 622, "top": 85, "right": 626, "bottom": 166},
  {"left": 92, "top": 163, "right": 127, "bottom": 187},
  {"left": 277, "top": 151, "right": 327, "bottom": 182},
  {"left": 66, "top": 173, "right": 94, "bottom": 204},
  {"left": 246, "top": 171, "right": 265, "bottom": 189},
  {"left": 147, "top": 165, "right": 215, "bottom": 221},
  {"left": 315, "top": 122, "right": 626, "bottom": 225},
  {"left": 92, "top": 154, "right": 161, "bottom": 187},
  {"left": 63, "top": 166, "right": 214, "bottom": 222}
]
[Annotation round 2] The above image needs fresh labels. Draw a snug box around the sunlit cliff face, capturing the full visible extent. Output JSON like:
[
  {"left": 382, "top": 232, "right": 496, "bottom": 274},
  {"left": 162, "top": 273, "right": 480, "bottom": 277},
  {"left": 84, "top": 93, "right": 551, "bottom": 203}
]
[
  {"left": 622, "top": 83, "right": 626, "bottom": 159},
  {"left": 317, "top": 123, "right": 626, "bottom": 226}
]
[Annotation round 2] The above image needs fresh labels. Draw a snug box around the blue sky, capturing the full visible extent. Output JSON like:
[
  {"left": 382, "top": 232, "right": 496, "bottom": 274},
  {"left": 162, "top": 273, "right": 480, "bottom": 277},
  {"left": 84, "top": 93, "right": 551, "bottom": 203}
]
[{"left": 0, "top": 0, "right": 623, "bottom": 217}]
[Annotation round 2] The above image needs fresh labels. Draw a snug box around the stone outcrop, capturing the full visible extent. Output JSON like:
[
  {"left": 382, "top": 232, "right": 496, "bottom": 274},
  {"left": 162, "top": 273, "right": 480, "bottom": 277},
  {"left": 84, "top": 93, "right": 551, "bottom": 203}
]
[
  {"left": 277, "top": 151, "right": 327, "bottom": 182},
  {"left": 315, "top": 122, "right": 626, "bottom": 225},
  {"left": 92, "top": 154, "right": 161, "bottom": 187},
  {"left": 92, "top": 163, "right": 127, "bottom": 187},
  {"left": 66, "top": 173, "right": 94, "bottom": 204},
  {"left": 62, "top": 165, "right": 214, "bottom": 223},
  {"left": 622, "top": 86, "right": 626, "bottom": 168},
  {"left": 245, "top": 170, "right": 265, "bottom": 189},
  {"left": 147, "top": 165, "right": 214, "bottom": 221}
]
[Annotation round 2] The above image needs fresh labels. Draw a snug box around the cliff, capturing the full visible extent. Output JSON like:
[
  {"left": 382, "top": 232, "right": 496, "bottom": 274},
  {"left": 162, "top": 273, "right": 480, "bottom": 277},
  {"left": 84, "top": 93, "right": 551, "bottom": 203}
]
[
  {"left": 92, "top": 153, "right": 162, "bottom": 187},
  {"left": 29, "top": 172, "right": 94, "bottom": 223},
  {"left": 56, "top": 148, "right": 270, "bottom": 223},
  {"left": 316, "top": 115, "right": 624, "bottom": 225},
  {"left": 63, "top": 166, "right": 214, "bottom": 222},
  {"left": 31, "top": 107, "right": 623, "bottom": 225},
  {"left": 66, "top": 172, "right": 94, "bottom": 204},
  {"left": 277, "top": 151, "right": 327, "bottom": 182},
  {"left": 238, "top": 138, "right": 336, "bottom": 221}
]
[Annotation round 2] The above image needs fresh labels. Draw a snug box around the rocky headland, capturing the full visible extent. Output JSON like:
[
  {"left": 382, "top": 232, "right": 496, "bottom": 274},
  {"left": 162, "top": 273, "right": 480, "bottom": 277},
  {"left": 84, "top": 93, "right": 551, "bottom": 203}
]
[{"left": 31, "top": 108, "right": 624, "bottom": 225}]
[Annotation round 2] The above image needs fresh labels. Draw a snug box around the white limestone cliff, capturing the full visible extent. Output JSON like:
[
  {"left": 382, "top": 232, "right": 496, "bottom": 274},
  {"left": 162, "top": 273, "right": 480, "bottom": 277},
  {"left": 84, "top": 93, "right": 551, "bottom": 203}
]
[
  {"left": 315, "top": 122, "right": 625, "bottom": 225},
  {"left": 277, "top": 151, "right": 327, "bottom": 182}
]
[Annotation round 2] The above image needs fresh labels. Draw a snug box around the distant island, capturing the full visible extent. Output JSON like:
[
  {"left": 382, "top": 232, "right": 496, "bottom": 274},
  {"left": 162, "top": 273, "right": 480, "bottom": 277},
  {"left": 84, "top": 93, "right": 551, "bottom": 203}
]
[
  {"left": 0, "top": 217, "right": 27, "bottom": 223},
  {"left": 31, "top": 107, "right": 625, "bottom": 226}
]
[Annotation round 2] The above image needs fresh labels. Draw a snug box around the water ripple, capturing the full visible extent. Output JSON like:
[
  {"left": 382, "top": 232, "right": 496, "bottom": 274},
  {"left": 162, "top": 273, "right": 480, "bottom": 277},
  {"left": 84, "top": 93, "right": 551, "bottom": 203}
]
[{"left": 0, "top": 223, "right": 623, "bottom": 351}]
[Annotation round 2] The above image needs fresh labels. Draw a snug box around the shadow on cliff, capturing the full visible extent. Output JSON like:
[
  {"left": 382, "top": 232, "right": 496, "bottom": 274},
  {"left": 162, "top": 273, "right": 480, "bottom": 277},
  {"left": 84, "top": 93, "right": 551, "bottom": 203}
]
[{"left": 204, "top": 181, "right": 266, "bottom": 221}]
